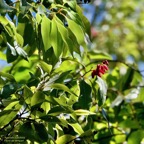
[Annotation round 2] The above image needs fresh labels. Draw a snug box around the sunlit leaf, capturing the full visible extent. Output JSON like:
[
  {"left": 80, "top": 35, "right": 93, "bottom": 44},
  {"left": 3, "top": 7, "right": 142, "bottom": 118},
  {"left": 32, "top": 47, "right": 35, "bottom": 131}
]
[
  {"left": 51, "top": 83, "right": 78, "bottom": 96},
  {"left": 66, "top": 18, "right": 87, "bottom": 49},
  {"left": 128, "top": 130, "right": 144, "bottom": 144},
  {"left": 56, "top": 134, "right": 75, "bottom": 144},
  {"left": 51, "top": 19, "right": 63, "bottom": 58},
  {"left": 41, "top": 16, "right": 51, "bottom": 51},
  {"left": 68, "top": 122, "right": 84, "bottom": 135},
  {"left": 39, "top": 60, "right": 52, "bottom": 74},
  {"left": 31, "top": 91, "right": 45, "bottom": 107},
  {"left": 74, "top": 109, "right": 95, "bottom": 115}
]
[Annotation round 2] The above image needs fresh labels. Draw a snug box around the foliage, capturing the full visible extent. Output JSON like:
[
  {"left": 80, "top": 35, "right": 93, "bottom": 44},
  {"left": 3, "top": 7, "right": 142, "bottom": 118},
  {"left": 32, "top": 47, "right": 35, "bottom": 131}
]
[{"left": 0, "top": 0, "right": 144, "bottom": 144}]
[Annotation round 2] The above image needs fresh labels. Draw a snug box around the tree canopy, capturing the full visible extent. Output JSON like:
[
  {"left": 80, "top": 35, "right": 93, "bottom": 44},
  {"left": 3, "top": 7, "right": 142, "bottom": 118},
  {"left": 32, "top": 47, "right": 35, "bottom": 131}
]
[{"left": 0, "top": 0, "right": 144, "bottom": 143}]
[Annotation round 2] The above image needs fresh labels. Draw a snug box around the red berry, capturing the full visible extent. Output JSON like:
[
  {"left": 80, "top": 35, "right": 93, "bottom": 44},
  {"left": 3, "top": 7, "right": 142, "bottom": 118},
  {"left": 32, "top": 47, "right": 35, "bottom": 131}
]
[{"left": 102, "top": 64, "right": 109, "bottom": 71}]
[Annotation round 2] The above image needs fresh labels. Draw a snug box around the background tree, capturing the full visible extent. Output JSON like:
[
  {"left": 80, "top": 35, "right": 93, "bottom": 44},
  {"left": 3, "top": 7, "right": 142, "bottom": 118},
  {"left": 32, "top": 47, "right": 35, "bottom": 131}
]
[{"left": 0, "top": 0, "right": 144, "bottom": 144}]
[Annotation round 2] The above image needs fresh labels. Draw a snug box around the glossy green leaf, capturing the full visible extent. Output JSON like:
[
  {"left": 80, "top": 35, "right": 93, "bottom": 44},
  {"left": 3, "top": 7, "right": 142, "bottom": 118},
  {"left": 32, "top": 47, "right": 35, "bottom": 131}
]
[
  {"left": 55, "top": 134, "right": 75, "bottom": 144},
  {"left": 31, "top": 91, "right": 45, "bottom": 107},
  {"left": 128, "top": 130, "right": 144, "bottom": 144},
  {"left": 0, "top": 101, "right": 22, "bottom": 128},
  {"left": 51, "top": 83, "right": 77, "bottom": 96},
  {"left": 68, "top": 122, "right": 84, "bottom": 135},
  {"left": 133, "top": 88, "right": 144, "bottom": 102},
  {"left": 67, "top": 28, "right": 80, "bottom": 55},
  {"left": 88, "top": 51, "right": 112, "bottom": 61},
  {"left": 76, "top": 5, "right": 91, "bottom": 36},
  {"left": 67, "top": 10, "right": 85, "bottom": 29},
  {"left": 51, "top": 19, "right": 63, "bottom": 58},
  {"left": 41, "top": 16, "right": 51, "bottom": 51},
  {"left": 0, "top": 110, "right": 17, "bottom": 128},
  {"left": 74, "top": 109, "right": 95, "bottom": 115},
  {"left": 23, "top": 85, "right": 33, "bottom": 104},
  {"left": 119, "top": 119, "right": 140, "bottom": 129},
  {"left": 66, "top": 18, "right": 87, "bottom": 49},
  {"left": 39, "top": 60, "right": 52, "bottom": 74}
]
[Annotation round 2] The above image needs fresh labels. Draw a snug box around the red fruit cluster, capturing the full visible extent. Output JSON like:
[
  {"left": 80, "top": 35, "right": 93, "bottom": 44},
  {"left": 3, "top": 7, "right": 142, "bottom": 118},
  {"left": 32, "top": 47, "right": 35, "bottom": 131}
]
[{"left": 92, "top": 60, "right": 109, "bottom": 78}]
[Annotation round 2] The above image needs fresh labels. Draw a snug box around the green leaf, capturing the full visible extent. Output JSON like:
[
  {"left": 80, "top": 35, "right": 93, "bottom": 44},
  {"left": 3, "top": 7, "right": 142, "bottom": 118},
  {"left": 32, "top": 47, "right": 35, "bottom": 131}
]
[
  {"left": 0, "top": 110, "right": 17, "bottom": 128},
  {"left": 19, "top": 122, "right": 35, "bottom": 141},
  {"left": 41, "top": 15, "right": 51, "bottom": 51},
  {"left": 55, "top": 134, "right": 76, "bottom": 144},
  {"left": 0, "top": 83, "right": 18, "bottom": 99},
  {"left": 36, "top": 13, "right": 42, "bottom": 25},
  {"left": 77, "top": 80, "right": 92, "bottom": 109},
  {"left": 31, "top": 91, "right": 45, "bottom": 107},
  {"left": 96, "top": 76, "right": 108, "bottom": 106},
  {"left": 128, "top": 130, "right": 144, "bottom": 144},
  {"left": 37, "top": 4, "right": 47, "bottom": 14},
  {"left": 63, "top": 0, "right": 76, "bottom": 10},
  {"left": 68, "top": 122, "right": 84, "bottom": 135},
  {"left": 119, "top": 119, "right": 140, "bottom": 129},
  {"left": 23, "top": 85, "right": 33, "bottom": 104},
  {"left": 133, "top": 88, "right": 144, "bottom": 102},
  {"left": 80, "top": 130, "right": 95, "bottom": 144},
  {"left": 39, "top": 60, "right": 52, "bottom": 74},
  {"left": 55, "top": 16, "right": 80, "bottom": 55},
  {"left": 74, "top": 109, "right": 95, "bottom": 116},
  {"left": 76, "top": 5, "right": 91, "bottom": 36},
  {"left": 48, "top": 106, "right": 67, "bottom": 116},
  {"left": 67, "top": 28, "right": 80, "bottom": 55},
  {"left": 0, "top": 72, "right": 16, "bottom": 82},
  {"left": 15, "top": 33, "right": 24, "bottom": 47},
  {"left": 51, "top": 18, "right": 63, "bottom": 58},
  {"left": 40, "top": 115, "right": 61, "bottom": 122},
  {"left": 33, "top": 123, "right": 48, "bottom": 142},
  {"left": 88, "top": 51, "right": 112, "bottom": 61},
  {"left": 51, "top": 83, "right": 78, "bottom": 96},
  {"left": 66, "top": 18, "right": 87, "bottom": 49},
  {"left": 0, "top": 15, "right": 9, "bottom": 25},
  {"left": 6, "top": 44, "right": 18, "bottom": 63},
  {"left": 0, "top": 101, "right": 22, "bottom": 128},
  {"left": 67, "top": 10, "right": 85, "bottom": 29}
]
